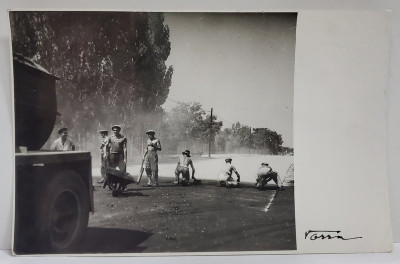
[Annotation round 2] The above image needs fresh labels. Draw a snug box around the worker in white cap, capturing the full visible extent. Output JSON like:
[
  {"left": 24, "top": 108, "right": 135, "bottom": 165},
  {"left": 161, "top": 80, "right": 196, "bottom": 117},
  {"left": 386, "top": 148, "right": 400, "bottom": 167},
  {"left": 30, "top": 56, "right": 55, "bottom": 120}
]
[{"left": 143, "top": 130, "right": 162, "bottom": 187}]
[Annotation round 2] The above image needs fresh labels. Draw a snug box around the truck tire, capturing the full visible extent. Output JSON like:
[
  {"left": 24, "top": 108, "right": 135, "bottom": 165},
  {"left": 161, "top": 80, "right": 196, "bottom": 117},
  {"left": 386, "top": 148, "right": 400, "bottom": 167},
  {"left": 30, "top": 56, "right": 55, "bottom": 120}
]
[{"left": 36, "top": 170, "right": 90, "bottom": 253}]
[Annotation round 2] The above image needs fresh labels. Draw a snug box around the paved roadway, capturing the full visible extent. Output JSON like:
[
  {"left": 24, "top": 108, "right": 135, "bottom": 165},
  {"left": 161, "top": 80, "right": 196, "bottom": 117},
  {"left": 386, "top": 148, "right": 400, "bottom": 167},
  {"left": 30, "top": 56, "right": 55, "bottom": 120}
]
[{"left": 80, "top": 176, "right": 296, "bottom": 253}]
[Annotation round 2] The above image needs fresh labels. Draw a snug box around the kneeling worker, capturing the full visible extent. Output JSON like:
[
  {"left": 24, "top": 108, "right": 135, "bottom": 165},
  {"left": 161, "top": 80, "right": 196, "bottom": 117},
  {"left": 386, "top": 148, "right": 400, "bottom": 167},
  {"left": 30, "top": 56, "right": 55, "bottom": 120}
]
[
  {"left": 218, "top": 158, "right": 241, "bottom": 187},
  {"left": 174, "top": 150, "right": 197, "bottom": 185},
  {"left": 256, "top": 162, "right": 284, "bottom": 190}
]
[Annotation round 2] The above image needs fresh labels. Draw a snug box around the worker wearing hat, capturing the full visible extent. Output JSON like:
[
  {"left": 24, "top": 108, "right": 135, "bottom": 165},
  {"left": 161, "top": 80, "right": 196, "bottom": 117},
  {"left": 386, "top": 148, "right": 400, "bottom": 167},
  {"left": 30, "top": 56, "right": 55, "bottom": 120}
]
[
  {"left": 256, "top": 162, "right": 284, "bottom": 190},
  {"left": 98, "top": 130, "right": 110, "bottom": 184},
  {"left": 174, "top": 150, "right": 196, "bottom": 185},
  {"left": 217, "top": 158, "right": 241, "bottom": 187},
  {"left": 50, "top": 127, "right": 75, "bottom": 151},
  {"left": 107, "top": 125, "right": 127, "bottom": 173},
  {"left": 143, "top": 130, "right": 162, "bottom": 187}
]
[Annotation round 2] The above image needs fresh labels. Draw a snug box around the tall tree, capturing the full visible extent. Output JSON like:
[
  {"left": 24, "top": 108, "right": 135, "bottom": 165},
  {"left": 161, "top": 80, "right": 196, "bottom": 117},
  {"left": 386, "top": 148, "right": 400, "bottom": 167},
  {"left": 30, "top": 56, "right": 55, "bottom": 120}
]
[
  {"left": 231, "top": 122, "right": 252, "bottom": 149},
  {"left": 10, "top": 11, "right": 173, "bottom": 151}
]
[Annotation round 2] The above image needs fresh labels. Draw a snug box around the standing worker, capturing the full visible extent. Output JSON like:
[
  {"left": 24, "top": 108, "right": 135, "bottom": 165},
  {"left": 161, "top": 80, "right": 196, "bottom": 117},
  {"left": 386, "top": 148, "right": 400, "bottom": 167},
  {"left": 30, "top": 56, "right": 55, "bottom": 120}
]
[
  {"left": 50, "top": 127, "right": 75, "bottom": 151},
  {"left": 256, "top": 162, "right": 284, "bottom": 190},
  {"left": 98, "top": 129, "right": 110, "bottom": 184},
  {"left": 144, "top": 130, "right": 161, "bottom": 187},
  {"left": 218, "top": 158, "right": 241, "bottom": 187},
  {"left": 108, "top": 125, "right": 127, "bottom": 173},
  {"left": 174, "top": 150, "right": 196, "bottom": 186}
]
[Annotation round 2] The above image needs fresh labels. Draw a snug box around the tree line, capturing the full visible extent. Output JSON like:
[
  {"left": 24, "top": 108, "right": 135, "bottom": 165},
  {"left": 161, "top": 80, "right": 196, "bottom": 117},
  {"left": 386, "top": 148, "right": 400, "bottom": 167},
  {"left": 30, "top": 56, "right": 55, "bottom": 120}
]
[{"left": 163, "top": 102, "right": 293, "bottom": 156}]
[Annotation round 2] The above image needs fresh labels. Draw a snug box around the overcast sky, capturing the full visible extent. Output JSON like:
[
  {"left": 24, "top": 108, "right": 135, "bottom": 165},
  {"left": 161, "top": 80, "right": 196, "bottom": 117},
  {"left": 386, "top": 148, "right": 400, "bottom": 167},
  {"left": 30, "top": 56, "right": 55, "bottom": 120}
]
[{"left": 163, "top": 13, "right": 296, "bottom": 147}]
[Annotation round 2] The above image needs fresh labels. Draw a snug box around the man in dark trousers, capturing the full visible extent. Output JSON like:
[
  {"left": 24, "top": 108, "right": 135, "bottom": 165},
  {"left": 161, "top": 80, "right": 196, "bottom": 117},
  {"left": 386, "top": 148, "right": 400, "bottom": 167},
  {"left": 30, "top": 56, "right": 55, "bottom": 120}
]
[
  {"left": 108, "top": 125, "right": 127, "bottom": 173},
  {"left": 256, "top": 162, "right": 284, "bottom": 190},
  {"left": 143, "top": 130, "right": 161, "bottom": 187}
]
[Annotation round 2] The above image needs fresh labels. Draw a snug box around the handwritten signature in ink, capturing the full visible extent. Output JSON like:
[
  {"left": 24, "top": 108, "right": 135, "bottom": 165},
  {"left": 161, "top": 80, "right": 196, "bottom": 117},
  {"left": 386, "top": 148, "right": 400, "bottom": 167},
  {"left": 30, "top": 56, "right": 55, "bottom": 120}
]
[{"left": 305, "top": 230, "right": 362, "bottom": 241}]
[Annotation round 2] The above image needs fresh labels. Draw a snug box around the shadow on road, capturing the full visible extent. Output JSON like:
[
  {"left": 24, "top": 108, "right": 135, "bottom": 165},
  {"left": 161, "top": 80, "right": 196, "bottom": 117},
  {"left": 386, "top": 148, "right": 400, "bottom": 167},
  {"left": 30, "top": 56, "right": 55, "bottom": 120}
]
[
  {"left": 80, "top": 227, "right": 153, "bottom": 253},
  {"left": 257, "top": 185, "right": 280, "bottom": 190},
  {"left": 119, "top": 191, "right": 149, "bottom": 197}
]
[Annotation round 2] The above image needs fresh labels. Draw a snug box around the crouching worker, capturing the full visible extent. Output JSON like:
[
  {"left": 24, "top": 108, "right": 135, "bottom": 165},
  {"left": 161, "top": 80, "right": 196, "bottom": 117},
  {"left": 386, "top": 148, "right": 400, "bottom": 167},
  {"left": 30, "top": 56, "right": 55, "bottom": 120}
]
[
  {"left": 218, "top": 158, "right": 241, "bottom": 188},
  {"left": 174, "top": 150, "right": 198, "bottom": 186},
  {"left": 256, "top": 162, "right": 284, "bottom": 190}
]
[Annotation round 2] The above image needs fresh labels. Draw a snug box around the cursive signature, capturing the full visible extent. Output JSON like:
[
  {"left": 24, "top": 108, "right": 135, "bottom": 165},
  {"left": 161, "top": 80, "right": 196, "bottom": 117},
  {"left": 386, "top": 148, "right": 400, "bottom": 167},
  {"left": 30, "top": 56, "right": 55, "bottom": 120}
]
[{"left": 305, "top": 230, "right": 362, "bottom": 241}]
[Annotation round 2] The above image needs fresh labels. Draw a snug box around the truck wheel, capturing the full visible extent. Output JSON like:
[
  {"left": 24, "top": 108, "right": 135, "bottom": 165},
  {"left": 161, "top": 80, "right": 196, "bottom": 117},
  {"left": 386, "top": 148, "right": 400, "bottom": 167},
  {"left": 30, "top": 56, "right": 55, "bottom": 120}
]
[{"left": 36, "top": 170, "right": 90, "bottom": 253}]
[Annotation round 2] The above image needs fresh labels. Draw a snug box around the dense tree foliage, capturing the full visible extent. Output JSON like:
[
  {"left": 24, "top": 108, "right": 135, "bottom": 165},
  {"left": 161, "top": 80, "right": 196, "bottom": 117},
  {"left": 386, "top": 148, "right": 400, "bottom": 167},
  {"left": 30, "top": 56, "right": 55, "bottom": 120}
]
[
  {"left": 10, "top": 11, "right": 173, "bottom": 150},
  {"left": 215, "top": 122, "right": 289, "bottom": 155},
  {"left": 252, "top": 128, "right": 283, "bottom": 155}
]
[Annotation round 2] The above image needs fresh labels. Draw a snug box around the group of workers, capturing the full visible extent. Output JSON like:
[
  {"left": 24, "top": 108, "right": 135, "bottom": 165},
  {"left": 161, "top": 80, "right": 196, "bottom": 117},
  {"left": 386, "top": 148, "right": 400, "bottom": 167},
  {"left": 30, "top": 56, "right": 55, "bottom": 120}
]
[
  {"left": 217, "top": 158, "right": 284, "bottom": 190},
  {"left": 50, "top": 126, "right": 284, "bottom": 190},
  {"left": 98, "top": 125, "right": 162, "bottom": 187}
]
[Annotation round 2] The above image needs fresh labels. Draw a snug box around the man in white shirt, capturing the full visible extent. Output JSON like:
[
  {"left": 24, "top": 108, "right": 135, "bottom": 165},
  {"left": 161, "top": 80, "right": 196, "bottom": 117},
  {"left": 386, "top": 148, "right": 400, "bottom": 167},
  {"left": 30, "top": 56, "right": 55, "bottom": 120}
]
[
  {"left": 218, "top": 158, "right": 241, "bottom": 187},
  {"left": 50, "top": 128, "right": 75, "bottom": 151}
]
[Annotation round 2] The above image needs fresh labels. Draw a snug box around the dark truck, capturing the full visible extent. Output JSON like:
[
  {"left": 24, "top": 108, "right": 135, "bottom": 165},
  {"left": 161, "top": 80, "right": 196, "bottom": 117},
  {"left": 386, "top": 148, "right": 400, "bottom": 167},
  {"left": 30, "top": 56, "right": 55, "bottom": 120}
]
[{"left": 13, "top": 54, "right": 94, "bottom": 254}]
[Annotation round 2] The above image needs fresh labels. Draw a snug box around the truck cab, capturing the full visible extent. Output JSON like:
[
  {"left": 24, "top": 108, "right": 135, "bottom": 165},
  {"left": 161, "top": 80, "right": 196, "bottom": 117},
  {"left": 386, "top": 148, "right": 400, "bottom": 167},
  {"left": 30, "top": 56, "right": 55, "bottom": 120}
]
[{"left": 13, "top": 54, "right": 94, "bottom": 254}]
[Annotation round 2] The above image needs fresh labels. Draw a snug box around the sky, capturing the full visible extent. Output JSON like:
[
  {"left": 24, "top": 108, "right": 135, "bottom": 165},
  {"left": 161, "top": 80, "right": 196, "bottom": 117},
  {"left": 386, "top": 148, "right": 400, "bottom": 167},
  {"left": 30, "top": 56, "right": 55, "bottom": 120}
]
[{"left": 163, "top": 13, "right": 297, "bottom": 147}]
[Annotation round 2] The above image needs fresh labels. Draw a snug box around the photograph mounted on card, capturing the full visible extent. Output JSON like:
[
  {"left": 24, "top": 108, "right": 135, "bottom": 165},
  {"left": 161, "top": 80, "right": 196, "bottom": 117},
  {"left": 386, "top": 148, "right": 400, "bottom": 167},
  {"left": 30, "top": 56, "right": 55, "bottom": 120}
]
[{"left": 8, "top": 10, "right": 392, "bottom": 255}]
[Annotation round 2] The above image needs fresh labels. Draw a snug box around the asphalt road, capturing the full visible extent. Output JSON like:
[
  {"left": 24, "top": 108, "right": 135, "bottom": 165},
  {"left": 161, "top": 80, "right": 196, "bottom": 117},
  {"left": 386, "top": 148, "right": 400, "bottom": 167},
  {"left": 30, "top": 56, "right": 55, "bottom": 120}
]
[{"left": 80, "top": 177, "right": 296, "bottom": 254}]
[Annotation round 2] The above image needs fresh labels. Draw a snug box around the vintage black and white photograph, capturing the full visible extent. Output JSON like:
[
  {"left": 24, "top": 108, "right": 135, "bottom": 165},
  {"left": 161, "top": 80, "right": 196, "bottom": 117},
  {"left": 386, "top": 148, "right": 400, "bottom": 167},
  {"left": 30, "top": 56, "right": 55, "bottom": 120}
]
[{"left": 10, "top": 11, "right": 296, "bottom": 255}]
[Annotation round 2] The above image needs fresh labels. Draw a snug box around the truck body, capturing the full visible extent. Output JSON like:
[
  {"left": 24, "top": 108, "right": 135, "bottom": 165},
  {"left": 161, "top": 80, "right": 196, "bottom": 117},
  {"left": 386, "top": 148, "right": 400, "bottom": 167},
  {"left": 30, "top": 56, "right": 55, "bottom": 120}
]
[{"left": 12, "top": 54, "right": 94, "bottom": 254}]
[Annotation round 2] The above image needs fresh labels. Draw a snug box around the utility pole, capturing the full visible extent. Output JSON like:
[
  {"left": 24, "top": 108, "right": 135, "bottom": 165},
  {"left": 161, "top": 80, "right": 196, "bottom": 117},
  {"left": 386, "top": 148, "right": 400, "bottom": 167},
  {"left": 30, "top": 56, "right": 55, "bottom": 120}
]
[
  {"left": 249, "top": 127, "right": 252, "bottom": 156},
  {"left": 209, "top": 108, "right": 213, "bottom": 158}
]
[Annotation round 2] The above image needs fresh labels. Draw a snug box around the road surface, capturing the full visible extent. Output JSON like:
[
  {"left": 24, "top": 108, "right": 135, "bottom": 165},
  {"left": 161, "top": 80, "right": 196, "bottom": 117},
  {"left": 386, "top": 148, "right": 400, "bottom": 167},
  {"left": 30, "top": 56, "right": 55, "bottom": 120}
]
[{"left": 81, "top": 176, "right": 296, "bottom": 253}]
